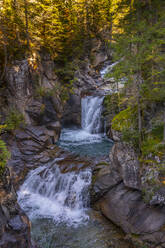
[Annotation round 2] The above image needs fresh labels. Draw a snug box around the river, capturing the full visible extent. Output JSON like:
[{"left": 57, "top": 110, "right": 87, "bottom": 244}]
[{"left": 17, "top": 74, "right": 132, "bottom": 248}]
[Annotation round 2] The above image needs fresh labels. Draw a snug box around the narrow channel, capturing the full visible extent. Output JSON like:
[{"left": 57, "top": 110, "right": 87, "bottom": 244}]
[{"left": 18, "top": 94, "right": 132, "bottom": 248}]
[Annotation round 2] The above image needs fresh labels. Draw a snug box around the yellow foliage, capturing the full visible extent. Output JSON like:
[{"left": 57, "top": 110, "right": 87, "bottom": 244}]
[{"left": 0, "top": 125, "right": 7, "bottom": 134}]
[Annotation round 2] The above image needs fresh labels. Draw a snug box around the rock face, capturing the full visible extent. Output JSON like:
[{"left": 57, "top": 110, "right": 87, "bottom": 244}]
[
  {"left": 5, "top": 60, "right": 33, "bottom": 124},
  {"left": 109, "top": 143, "right": 141, "bottom": 190},
  {"left": 0, "top": 168, "right": 33, "bottom": 248},
  {"left": 62, "top": 94, "right": 81, "bottom": 126},
  {"left": 91, "top": 142, "right": 165, "bottom": 248},
  {"left": 4, "top": 54, "right": 63, "bottom": 126},
  {"left": 107, "top": 127, "right": 122, "bottom": 142},
  {"left": 7, "top": 125, "right": 61, "bottom": 188}
]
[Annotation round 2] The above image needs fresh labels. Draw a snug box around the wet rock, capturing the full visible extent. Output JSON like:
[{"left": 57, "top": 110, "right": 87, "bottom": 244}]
[
  {"left": 8, "top": 215, "right": 26, "bottom": 231},
  {"left": 62, "top": 94, "right": 81, "bottom": 126},
  {"left": 56, "top": 155, "right": 91, "bottom": 173},
  {"left": 8, "top": 126, "right": 58, "bottom": 188},
  {"left": 90, "top": 171, "right": 122, "bottom": 204}
]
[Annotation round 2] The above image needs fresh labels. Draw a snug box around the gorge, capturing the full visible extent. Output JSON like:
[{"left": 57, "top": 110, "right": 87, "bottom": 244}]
[
  {"left": 17, "top": 93, "right": 125, "bottom": 248},
  {"left": 0, "top": 1, "right": 165, "bottom": 247}
]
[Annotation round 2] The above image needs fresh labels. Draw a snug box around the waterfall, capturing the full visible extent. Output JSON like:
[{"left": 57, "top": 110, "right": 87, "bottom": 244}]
[
  {"left": 81, "top": 96, "right": 104, "bottom": 134},
  {"left": 18, "top": 95, "right": 112, "bottom": 229},
  {"left": 58, "top": 95, "right": 112, "bottom": 157},
  {"left": 18, "top": 162, "right": 91, "bottom": 225}
]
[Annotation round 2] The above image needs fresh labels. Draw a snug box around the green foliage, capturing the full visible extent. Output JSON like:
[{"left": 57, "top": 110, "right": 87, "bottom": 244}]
[
  {"left": 54, "top": 62, "right": 78, "bottom": 83},
  {"left": 103, "top": 94, "right": 119, "bottom": 116},
  {"left": 141, "top": 137, "right": 161, "bottom": 157},
  {"left": 5, "top": 109, "right": 25, "bottom": 131},
  {"left": 36, "top": 81, "right": 73, "bottom": 103},
  {"left": 122, "top": 129, "right": 139, "bottom": 150},
  {"left": 151, "top": 123, "right": 164, "bottom": 140},
  {"left": 0, "top": 139, "right": 10, "bottom": 175},
  {"left": 112, "top": 107, "right": 137, "bottom": 132},
  {"left": 141, "top": 122, "right": 165, "bottom": 157},
  {"left": 36, "top": 86, "right": 47, "bottom": 97}
]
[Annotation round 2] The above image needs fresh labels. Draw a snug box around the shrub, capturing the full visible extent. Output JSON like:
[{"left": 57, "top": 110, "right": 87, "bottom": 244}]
[
  {"left": 5, "top": 109, "right": 25, "bottom": 131},
  {"left": 0, "top": 139, "right": 10, "bottom": 175},
  {"left": 112, "top": 106, "right": 137, "bottom": 132}
]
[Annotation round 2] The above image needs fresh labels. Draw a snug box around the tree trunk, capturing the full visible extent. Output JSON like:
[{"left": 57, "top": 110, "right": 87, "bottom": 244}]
[
  {"left": 163, "top": 102, "right": 165, "bottom": 142},
  {"left": 24, "top": 0, "right": 30, "bottom": 50},
  {"left": 137, "top": 74, "right": 142, "bottom": 147},
  {"left": 0, "top": 42, "right": 7, "bottom": 82}
]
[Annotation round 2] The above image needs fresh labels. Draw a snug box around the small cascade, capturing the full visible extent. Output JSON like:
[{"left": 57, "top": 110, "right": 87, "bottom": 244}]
[
  {"left": 81, "top": 96, "right": 104, "bottom": 134},
  {"left": 18, "top": 162, "right": 92, "bottom": 225},
  {"left": 58, "top": 95, "right": 112, "bottom": 157},
  {"left": 100, "top": 61, "right": 119, "bottom": 78}
]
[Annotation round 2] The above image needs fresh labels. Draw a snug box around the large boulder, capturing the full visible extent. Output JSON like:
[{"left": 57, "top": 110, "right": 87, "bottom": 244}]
[
  {"left": 91, "top": 142, "right": 165, "bottom": 247},
  {"left": 100, "top": 183, "right": 165, "bottom": 247},
  {"left": 109, "top": 143, "right": 141, "bottom": 190},
  {"left": 7, "top": 126, "right": 59, "bottom": 188}
]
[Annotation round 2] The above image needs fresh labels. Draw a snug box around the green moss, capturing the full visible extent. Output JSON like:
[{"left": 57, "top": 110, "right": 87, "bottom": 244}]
[
  {"left": 0, "top": 139, "right": 10, "bottom": 175},
  {"left": 103, "top": 93, "right": 119, "bottom": 117},
  {"left": 112, "top": 107, "right": 136, "bottom": 132},
  {"left": 5, "top": 109, "right": 25, "bottom": 131}
]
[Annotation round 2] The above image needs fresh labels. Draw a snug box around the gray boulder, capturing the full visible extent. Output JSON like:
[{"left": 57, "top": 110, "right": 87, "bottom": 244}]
[{"left": 109, "top": 143, "right": 141, "bottom": 190}]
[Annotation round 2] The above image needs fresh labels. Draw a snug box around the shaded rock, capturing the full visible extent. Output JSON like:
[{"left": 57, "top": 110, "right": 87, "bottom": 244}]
[
  {"left": 7, "top": 126, "right": 58, "bottom": 188},
  {"left": 91, "top": 50, "right": 108, "bottom": 68},
  {"left": 109, "top": 143, "right": 141, "bottom": 190},
  {"left": 27, "top": 96, "right": 61, "bottom": 126},
  {"left": 108, "top": 127, "right": 121, "bottom": 142},
  {"left": 62, "top": 94, "right": 81, "bottom": 126},
  {"left": 46, "top": 121, "right": 61, "bottom": 131},
  {"left": 5, "top": 60, "right": 33, "bottom": 124},
  {"left": 8, "top": 215, "right": 26, "bottom": 231},
  {"left": 90, "top": 171, "right": 122, "bottom": 204},
  {"left": 100, "top": 183, "right": 165, "bottom": 246},
  {"left": 150, "top": 186, "right": 165, "bottom": 206},
  {"left": 26, "top": 100, "right": 45, "bottom": 124},
  {"left": 0, "top": 168, "right": 33, "bottom": 248},
  {"left": 56, "top": 155, "right": 91, "bottom": 173},
  {"left": 45, "top": 121, "right": 61, "bottom": 143}
]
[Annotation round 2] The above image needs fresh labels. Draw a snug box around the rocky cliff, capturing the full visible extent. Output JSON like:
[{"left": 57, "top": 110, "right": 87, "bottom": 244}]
[
  {"left": 91, "top": 142, "right": 165, "bottom": 248},
  {"left": 0, "top": 40, "right": 109, "bottom": 247}
]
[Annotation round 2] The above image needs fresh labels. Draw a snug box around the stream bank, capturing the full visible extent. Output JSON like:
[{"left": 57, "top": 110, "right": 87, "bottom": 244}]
[
  {"left": 0, "top": 49, "right": 165, "bottom": 248},
  {"left": 15, "top": 93, "right": 134, "bottom": 248}
]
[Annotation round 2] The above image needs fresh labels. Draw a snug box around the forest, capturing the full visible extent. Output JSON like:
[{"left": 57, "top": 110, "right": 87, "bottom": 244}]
[{"left": 0, "top": 1, "right": 165, "bottom": 248}]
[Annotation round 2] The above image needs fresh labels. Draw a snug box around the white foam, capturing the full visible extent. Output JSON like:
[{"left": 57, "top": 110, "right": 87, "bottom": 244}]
[{"left": 18, "top": 165, "right": 91, "bottom": 226}]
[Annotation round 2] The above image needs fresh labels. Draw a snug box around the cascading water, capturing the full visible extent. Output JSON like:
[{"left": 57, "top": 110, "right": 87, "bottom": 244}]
[
  {"left": 18, "top": 161, "right": 91, "bottom": 225},
  {"left": 17, "top": 92, "right": 130, "bottom": 248},
  {"left": 81, "top": 96, "right": 104, "bottom": 134},
  {"left": 58, "top": 95, "right": 113, "bottom": 157}
]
